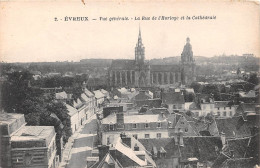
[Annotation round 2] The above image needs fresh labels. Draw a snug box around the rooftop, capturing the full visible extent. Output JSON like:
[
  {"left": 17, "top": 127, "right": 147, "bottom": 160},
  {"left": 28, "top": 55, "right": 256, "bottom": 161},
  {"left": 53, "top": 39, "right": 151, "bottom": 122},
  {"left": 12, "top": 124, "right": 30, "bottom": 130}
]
[
  {"left": 102, "top": 113, "right": 167, "bottom": 124},
  {"left": 0, "top": 113, "right": 25, "bottom": 125},
  {"left": 93, "top": 90, "right": 105, "bottom": 99},
  {"left": 11, "top": 126, "right": 55, "bottom": 148}
]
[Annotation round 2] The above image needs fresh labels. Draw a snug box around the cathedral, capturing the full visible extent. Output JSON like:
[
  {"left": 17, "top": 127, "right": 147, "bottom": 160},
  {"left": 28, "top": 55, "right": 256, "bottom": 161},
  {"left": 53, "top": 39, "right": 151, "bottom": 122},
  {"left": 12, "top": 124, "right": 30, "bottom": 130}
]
[{"left": 108, "top": 28, "right": 196, "bottom": 87}]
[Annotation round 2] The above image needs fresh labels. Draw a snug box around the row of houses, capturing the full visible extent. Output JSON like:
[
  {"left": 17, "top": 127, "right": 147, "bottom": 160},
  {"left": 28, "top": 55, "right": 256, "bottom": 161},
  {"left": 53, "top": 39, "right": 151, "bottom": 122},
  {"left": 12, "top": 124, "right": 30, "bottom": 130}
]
[
  {"left": 99, "top": 102, "right": 259, "bottom": 145},
  {"left": 55, "top": 88, "right": 109, "bottom": 134}
]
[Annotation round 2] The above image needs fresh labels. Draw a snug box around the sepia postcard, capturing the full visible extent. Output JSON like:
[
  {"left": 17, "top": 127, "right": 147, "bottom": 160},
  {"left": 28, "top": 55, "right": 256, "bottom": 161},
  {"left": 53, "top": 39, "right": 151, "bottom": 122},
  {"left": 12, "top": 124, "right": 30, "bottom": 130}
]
[{"left": 0, "top": 1, "right": 260, "bottom": 168}]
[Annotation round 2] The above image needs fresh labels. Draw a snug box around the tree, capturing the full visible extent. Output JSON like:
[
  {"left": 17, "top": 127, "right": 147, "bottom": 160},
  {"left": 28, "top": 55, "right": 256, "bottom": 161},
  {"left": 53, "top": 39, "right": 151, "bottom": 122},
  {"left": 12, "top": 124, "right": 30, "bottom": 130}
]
[
  {"left": 45, "top": 101, "right": 72, "bottom": 143},
  {"left": 247, "top": 73, "right": 259, "bottom": 85}
]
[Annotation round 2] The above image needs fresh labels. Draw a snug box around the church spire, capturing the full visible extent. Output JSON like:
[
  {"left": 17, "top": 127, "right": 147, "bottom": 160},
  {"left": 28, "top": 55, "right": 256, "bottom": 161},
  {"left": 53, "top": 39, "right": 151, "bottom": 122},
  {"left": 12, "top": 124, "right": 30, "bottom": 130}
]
[
  {"left": 135, "top": 25, "right": 145, "bottom": 65},
  {"left": 137, "top": 24, "right": 142, "bottom": 46},
  {"left": 139, "top": 24, "right": 141, "bottom": 38}
]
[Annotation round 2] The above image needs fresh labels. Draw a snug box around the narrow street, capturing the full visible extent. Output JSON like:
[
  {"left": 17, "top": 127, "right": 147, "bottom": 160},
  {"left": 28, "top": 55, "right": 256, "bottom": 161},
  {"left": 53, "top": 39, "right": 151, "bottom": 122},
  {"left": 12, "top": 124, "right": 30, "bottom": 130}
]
[{"left": 67, "top": 116, "right": 98, "bottom": 168}]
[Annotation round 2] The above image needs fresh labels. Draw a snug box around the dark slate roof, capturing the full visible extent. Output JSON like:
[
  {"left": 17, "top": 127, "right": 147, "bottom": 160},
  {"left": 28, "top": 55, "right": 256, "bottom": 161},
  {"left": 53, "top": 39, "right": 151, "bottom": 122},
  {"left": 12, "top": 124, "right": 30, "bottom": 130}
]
[
  {"left": 134, "top": 91, "right": 152, "bottom": 101},
  {"left": 215, "top": 116, "right": 252, "bottom": 139},
  {"left": 212, "top": 153, "right": 230, "bottom": 168},
  {"left": 221, "top": 158, "right": 256, "bottom": 168},
  {"left": 193, "top": 119, "right": 219, "bottom": 136},
  {"left": 245, "top": 134, "right": 260, "bottom": 160},
  {"left": 139, "top": 137, "right": 222, "bottom": 163},
  {"left": 227, "top": 138, "right": 250, "bottom": 158},
  {"left": 214, "top": 101, "right": 231, "bottom": 108},
  {"left": 162, "top": 92, "right": 185, "bottom": 104},
  {"left": 180, "top": 137, "right": 222, "bottom": 162},
  {"left": 167, "top": 113, "right": 182, "bottom": 128},
  {"left": 150, "top": 65, "right": 180, "bottom": 72},
  {"left": 136, "top": 99, "right": 162, "bottom": 108},
  {"left": 237, "top": 103, "right": 257, "bottom": 114},
  {"left": 91, "top": 153, "right": 123, "bottom": 168},
  {"left": 110, "top": 60, "right": 136, "bottom": 70},
  {"left": 138, "top": 138, "right": 180, "bottom": 159}
]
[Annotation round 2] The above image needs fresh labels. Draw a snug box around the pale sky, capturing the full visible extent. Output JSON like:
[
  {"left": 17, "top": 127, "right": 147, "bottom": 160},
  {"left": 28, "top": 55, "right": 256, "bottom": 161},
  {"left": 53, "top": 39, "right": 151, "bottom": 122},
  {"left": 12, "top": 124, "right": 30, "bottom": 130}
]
[{"left": 0, "top": 1, "right": 259, "bottom": 62}]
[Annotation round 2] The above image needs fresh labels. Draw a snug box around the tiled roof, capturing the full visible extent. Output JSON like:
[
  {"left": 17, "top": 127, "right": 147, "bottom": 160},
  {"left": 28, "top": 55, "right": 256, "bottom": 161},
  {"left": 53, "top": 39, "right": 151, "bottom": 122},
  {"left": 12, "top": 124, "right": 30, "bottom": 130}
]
[
  {"left": 110, "top": 60, "right": 136, "bottom": 70},
  {"left": 150, "top": 65, "right": 180, "bottom": 72},
  {"left": 215, "top": 116, "right": 251, "bottom": 139},
  {"left": 162, "top": 92, "right": 185, "bottom": 104}
]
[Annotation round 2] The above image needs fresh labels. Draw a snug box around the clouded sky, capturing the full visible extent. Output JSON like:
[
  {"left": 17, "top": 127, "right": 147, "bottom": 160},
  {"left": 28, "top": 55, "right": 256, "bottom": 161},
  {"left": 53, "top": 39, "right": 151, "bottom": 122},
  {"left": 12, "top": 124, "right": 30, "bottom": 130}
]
[{"left": 0, "top": 1, "right": 259, "bottom": 62}]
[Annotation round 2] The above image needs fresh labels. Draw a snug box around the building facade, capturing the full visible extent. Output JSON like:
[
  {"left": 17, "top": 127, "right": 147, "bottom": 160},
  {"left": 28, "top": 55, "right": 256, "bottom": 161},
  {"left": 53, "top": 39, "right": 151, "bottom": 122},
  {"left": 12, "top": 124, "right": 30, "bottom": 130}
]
[
  {"left": 0, "top": 113, "right": 58, "bottom": 168},
  {"left": 101, "top": 112, "right": 168, "bottom": 145},
  {"left": 108, "top": 28, "right": 196, "bottom": 87}
]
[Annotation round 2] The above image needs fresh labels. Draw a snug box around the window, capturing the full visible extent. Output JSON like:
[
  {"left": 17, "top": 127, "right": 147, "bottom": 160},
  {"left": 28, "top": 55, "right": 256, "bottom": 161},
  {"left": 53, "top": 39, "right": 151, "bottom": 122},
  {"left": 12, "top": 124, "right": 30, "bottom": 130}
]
[
  {"left": 145, "top": 123, "right": 149, "bottom": 128},
  {"left": 230, "top": 107, "right": 232, "bottom": 110},
  {"left": 181, "top": 122, "right": 184, "bottom": 125},
  {"left": 133, "top": 134, "right": 138, "bottom": 139},
  {"left": 224, "top": 107, "right": 226, "bottom": 110},
  {"left": 133, "top": 123, "right": 137, "bottom": 129},
  {"left": 217, "top": 112, "right": 220, "bottom": 116},
  {"left": 185, "top": 128, "right": 188, "bottom": 132},
  {"left": 145, "top": 134, "right": 150, "bottom": 139},
  {"left": 109, "top": 124, "right": 114, "bottom": 130},
  {"left": 217, "top": 107, "right": 220, "bottom": 110},
  {"left": 157, "top": 133, "right": 161, "bottom": 139},
  {"left": 107, "top": 137, "right": 110, "bottom": 145},
  {"left": 223, "top": 111, "right": 226, "bottom": 116},
  {"left": 230, "top": 111, "right": 232, "bottom": 116},
  {"left": 157, "top": 123, "right": 161, "bottom": 128}
]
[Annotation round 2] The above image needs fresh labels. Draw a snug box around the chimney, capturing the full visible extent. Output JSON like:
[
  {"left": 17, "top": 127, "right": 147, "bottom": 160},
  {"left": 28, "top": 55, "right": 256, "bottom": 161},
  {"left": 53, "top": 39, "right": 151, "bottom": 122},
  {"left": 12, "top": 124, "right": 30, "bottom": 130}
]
[
  {"left": 179, "top": 130, "right": 184, "bottom": 147},
  {"left": 220, "top": 132, "right": 226, "bottom": 148},
  {"left": 161, "top": 112, "right": 165, "bottom": 118},
  {"left": 116, "top": 112, "right": 124, "bottom": 129},
  {"left": 134, "top": 144, "right": 139, "bottom": 151},
  {"left": 174, "top": 130, "right": 179, "bottom": 146},
  {"left": 108, "top": 163, "right": 115, "bottom": 168},
  {"left": 98, "top": 145, "right": 109, "bottom": 161}
]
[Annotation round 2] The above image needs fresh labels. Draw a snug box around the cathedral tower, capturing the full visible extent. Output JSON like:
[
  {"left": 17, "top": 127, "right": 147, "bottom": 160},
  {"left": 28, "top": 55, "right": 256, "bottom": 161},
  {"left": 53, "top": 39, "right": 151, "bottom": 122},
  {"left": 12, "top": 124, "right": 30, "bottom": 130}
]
[
  {"left": 135, "top": 27, "right": 145, "bottom": 66},
  {"left": 181, "top": 37, "right": 196, "bottom": 85}
]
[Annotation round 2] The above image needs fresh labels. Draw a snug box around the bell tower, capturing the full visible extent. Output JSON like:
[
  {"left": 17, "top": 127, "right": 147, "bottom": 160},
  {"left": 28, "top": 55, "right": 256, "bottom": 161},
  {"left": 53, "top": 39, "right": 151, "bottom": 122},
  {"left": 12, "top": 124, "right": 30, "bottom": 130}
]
[
  {"left": 181, "top": 37, "right": 196, "bottom": 85},
  {"left": 135, "top": 26, "right": 145, "bottom": 66}
]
